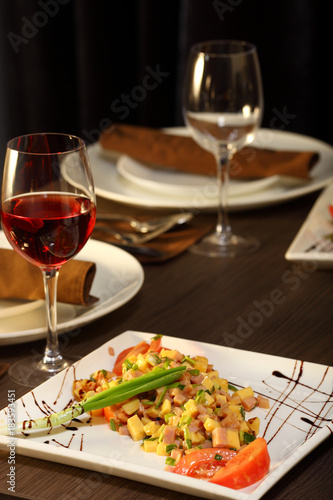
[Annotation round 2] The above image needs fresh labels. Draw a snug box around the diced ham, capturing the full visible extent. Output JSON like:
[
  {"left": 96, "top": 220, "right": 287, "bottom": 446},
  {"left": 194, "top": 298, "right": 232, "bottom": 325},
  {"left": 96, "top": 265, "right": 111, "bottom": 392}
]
[
  {"left": 188, "top": 420, "right": 202, "bottom": 433},
  {"left": 171, "top": 388, "right": 187, "bottom": 406},
  {"left": 221, "top": 412, "right": 240, "bottom": 429},
  {"left": 118, "top": 426, "right": 130, "bottom": 436},
  {"left": 190, "top": 373, "right": 204, "bottom": 385},
  {"left": 257, "top": 394, "right": 270, "bottom": 409},
  {"left": 163, "top": 425, "right": 177, "bottom": 444},
  {"left": 242, "top": 396, "right": 257, "bottom": 411},
  {"left": 171, "top": 448, "right": 183, "bottom": 463},
  {"left": 212, "top": 427, "right": 228, "bottom": 448}
]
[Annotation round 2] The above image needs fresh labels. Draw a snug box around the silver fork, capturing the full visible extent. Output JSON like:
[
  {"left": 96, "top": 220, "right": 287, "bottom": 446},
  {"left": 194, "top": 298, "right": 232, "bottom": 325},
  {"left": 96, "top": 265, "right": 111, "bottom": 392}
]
[
  {"left": 94, "top": 212, "right": 193, "bottom": 245},
  {"left": 96, "top": 212, "right": 193, "bottom": 234}
]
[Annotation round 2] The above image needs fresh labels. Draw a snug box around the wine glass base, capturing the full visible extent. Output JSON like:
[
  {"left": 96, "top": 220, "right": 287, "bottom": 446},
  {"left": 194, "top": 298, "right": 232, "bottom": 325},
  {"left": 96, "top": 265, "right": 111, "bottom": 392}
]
[
  {"left": 189, "top": 232, "right": 260, "bottom": 257},
  {"left": 8, "top": 355, "right": 80, "bottom": 388}
]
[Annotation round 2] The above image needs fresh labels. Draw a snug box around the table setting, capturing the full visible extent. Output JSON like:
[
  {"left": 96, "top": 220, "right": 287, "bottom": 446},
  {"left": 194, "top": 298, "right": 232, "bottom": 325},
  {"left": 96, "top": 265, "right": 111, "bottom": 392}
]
[{"left": 0, "top": 39, "right": 332, "bottom": 500}]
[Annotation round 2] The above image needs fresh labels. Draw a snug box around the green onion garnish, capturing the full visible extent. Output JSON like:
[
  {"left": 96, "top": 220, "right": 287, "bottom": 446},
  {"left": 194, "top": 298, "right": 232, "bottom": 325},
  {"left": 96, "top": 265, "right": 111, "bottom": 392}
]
[
  {"left": 1, "top": 366, "right": 186, "bottom": 435},
  {"left": 165, "top": 457, "right": 176, "bottom": 466}
]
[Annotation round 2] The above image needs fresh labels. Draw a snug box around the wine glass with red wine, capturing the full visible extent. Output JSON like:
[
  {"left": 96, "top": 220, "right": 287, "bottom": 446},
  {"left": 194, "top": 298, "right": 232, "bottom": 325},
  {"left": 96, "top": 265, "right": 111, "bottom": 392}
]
[{"left": 1, "top": 133, "right": 96, "bottom": 387}]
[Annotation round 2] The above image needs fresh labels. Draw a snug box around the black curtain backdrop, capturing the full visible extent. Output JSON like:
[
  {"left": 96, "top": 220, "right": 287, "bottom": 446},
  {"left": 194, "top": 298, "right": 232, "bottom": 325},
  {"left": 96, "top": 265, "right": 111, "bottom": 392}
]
[{"left": 0, "top": 0, "right": 331, "bottom": 177}]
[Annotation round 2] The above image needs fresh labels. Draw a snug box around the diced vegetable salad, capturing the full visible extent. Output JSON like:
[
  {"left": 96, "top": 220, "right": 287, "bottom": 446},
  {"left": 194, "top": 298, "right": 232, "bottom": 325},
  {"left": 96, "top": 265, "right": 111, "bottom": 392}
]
[{"left": 73, "top": 335, "right": 270, "bottom": 489}]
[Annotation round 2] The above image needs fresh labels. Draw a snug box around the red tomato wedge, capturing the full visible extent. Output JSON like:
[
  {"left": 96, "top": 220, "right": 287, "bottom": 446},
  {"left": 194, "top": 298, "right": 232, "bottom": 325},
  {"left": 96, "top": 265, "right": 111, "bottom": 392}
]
[
  {"left": 173, "top": 448, "right": 237, "bottom": 479},
  {"left": 209, "top": 438, "right": 270, "bottom": 489},
  {"left": 113, "top": 340, "right": 150, "bottom": 375},
  {"left": 147, "top": 336, "right": 162, "bottom": 353}
]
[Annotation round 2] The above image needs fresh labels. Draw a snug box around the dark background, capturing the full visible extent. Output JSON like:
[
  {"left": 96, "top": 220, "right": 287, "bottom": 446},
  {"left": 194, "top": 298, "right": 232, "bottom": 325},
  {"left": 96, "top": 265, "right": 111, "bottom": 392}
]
[{"left": 0, "top": 0, "right": 331, "bottom": 174}]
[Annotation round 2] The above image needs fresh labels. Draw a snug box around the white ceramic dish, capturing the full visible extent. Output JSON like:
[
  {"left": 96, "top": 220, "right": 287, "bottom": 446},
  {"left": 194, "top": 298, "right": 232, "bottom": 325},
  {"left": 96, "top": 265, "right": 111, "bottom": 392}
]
[
  {"left": 0, "top": 298, "right": 44, "bottom": 320},
  {"left": 0, "top": 233, "right": 144, "bottom": 345},
  {"left": 89, "top": 128, "right": 333, "bottom": 212},
  {"left": 117, "top": 155, "right": 289, "bottom": 197},
  {"left": 0, "top": 330, "right": 331, "bottom": 500},
  {"left": 285, "top": 182, "right": 333, "bottom": 268}
]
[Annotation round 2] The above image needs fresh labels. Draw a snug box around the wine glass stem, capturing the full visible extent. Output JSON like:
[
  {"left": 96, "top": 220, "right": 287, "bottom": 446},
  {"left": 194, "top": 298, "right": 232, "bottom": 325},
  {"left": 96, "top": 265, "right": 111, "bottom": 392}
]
[
  {"left": 41, "top": 269, "right": 63, "bottom": 367},
  {"left": 215, "top": 154, "right": 232, "bottom": 242}
]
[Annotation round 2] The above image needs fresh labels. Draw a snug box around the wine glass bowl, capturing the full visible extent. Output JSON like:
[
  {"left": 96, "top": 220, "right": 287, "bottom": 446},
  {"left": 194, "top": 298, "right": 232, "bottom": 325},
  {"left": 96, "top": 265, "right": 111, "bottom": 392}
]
[
  {"left": 1, "top": 133, "right": 96, "bottom": 387},
  {"left": 183, "top": 40, "right": 263, "bottom": 257}
]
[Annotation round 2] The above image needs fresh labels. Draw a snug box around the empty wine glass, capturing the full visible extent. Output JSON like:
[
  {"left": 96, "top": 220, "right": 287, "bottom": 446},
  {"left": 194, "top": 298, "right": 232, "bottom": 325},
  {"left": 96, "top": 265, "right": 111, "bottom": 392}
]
[
  {"left": 183, "top": 40, "right": 263, "bottom": 257},
  {"left": 1, "top": 133, "right": 96, "bottom": 387}
]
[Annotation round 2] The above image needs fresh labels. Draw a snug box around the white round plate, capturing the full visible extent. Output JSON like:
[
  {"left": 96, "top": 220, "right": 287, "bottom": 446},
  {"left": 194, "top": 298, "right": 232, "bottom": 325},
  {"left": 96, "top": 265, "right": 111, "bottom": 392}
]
[
  {"left": 0, "top": 232, "right": 144, "bottom": 345},
  {"left": 90, "top": 128, "right": 333, "bottom": 211},
  {"left": 0, "top": 299, "right": 44, "bottom": 320},
  {"left": 117, "top": 155, "right": 282, "bottom": 197}
]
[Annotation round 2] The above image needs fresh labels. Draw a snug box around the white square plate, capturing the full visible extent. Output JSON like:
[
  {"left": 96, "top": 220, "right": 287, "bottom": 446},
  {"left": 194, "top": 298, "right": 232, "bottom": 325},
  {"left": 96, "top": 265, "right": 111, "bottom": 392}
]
[
  {"left": 0, "top": 330, "right": 332, "bottom": 500},
  {"left": 285, "top": 182, "right": 333, "bottom": 269}
]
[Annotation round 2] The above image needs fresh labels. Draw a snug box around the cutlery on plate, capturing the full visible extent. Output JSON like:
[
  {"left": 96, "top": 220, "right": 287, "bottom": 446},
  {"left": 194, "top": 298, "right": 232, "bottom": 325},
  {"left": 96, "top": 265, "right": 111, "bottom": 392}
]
[
  {"left": 96, "top": 212, "right": 193, "bottom": 233},
  {"left": 94, "top": 212, "right": 193, "bottom": 245}
]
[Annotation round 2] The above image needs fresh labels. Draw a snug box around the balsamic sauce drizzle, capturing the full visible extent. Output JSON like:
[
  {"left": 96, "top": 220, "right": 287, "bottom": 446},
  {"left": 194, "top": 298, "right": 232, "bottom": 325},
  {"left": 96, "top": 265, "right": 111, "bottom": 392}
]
[{"left": 262, "top": 360, "right": 332, "bottom": 445}]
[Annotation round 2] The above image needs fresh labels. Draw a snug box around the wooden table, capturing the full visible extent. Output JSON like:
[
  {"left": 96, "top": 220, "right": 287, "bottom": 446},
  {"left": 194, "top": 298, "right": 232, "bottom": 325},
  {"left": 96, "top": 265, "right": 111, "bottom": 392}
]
[{"left": 0, "top": 191, "right": 332, "bottom": 500}]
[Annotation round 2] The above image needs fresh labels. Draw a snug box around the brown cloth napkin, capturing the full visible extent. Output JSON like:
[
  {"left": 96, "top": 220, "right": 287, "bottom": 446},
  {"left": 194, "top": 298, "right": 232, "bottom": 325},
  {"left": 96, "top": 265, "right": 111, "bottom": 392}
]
[
  {"left": 93, "top": 216, "right": 215, "bottom": 263},
  {"left": 99, "top": 124, "right": 319, "bottom": 179},
  {"left": 0, "top": 249, "right": 97, "bottom": 306}
]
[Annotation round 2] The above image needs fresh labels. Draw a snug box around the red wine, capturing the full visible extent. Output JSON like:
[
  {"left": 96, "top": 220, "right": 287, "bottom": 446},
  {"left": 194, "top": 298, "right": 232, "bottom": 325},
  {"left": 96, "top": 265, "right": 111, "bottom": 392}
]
[{"left": 1, "top": 193, "right": 96, "bottom": 269}]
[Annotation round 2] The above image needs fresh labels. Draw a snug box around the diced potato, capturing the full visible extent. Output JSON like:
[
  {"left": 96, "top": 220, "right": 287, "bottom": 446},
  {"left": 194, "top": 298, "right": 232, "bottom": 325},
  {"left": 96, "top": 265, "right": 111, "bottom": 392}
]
[
  {"left": 127, "top": 354, "right": 137, "bottom": 364},
  {"left": 190, "top": 431, "right": 206, "bottom": 445},
  {"left": 145, "top": 407, "right": 160, "bottom": 419},
  {"left": 89, "top": 408, "right": 104, "bottom": 418},
  {"left": 108, "top": 380, "right": 118, "bottom": 388},
  {"left": 141, "top": 416, "right": 151, "bottom": 425},
  {"left": 204, "top": 392, "right": 214, "bottom": 407},
  {"left": 247, "top": 417, "right": 260, "bottom": 436},
  {"left": 239, "top": 420, "right": 250, "bottom": 432},
  {"left": 151, "top": 425, "right": 164, "bottom": 439},
  {"left": 193, "top": 356, "right": 208, "bottom": 373},
  {"left": 156, "top": 442, "right": 169, "bottom": 456},
  {"left": 122, "top": 398, "right": 140, "bottom": 415},
  {"left": 235, "top": 387, "right": 254, "bottom": 401},
  {"left": 127, "top": 414, "right": 145, "bottom": 441},
  {"left": 143, "top": 420, "right": 160, "bottom": 436},
  {"left": 136, "top": 353, "right": 148, "bottom": 372},
  {"left": 228, "top": 404, "right": 243, "bottom": 421},
  {"left": 202, "top": 376, "right": 215, "bottom": 392},
  {"left": 213, "top": 377, "right": 228, "bottom": 392},
  {"left": 206, "top": 370, "right": 219, "bottom": 379},
  {"left": 143, "top": 439, "right": 158, "bottom": 453},
  {"left": 215, "top": 394, "right": 227, "bottom": 405},
  {"left": 160, "top": 399, "right": 171, "bottom": 416},
  {"left": 227, "top": 429, "right": 240, "bottom": 450},
  {"left": 204, "top": 417, "right": 220, "bottom": 433},
  {"left": 183, "top": 399, "right": 199, "bottom": 418}
]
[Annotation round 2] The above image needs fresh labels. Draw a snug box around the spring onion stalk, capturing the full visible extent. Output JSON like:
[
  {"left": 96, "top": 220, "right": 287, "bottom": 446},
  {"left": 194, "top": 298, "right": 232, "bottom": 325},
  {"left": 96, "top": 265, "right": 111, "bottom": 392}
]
[{"left": 0, "top": 366, "right": 186, "bottom": 436}]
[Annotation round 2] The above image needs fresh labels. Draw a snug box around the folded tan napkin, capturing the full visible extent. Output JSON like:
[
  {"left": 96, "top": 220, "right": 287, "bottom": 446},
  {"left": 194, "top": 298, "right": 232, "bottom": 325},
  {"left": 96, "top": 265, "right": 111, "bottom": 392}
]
[
  {"left": 92, "top": 216, "right": 215, "bottom": 263},
  {"left": 0, "top": 249, "right": 97, "bottom": 306},
  {"left": 99, "top": 124, "right": 319, "bottom": 179}
]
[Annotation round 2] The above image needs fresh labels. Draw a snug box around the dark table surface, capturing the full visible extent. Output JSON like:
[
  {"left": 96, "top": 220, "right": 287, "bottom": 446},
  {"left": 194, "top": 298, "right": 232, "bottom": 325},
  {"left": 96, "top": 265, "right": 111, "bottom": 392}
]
[{"left": 0, "top": 191, "right": 332, "bottom": 500}]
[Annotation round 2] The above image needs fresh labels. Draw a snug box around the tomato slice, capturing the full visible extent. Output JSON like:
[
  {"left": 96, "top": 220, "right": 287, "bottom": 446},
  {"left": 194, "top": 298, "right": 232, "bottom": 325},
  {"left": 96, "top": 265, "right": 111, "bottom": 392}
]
[
  {"left": 209, "top": 437, "right": 270, "bottom": 489},
  {"left": 173, "top": 448, "right": 237, "bottom": 479},
  {"left": 113, "top": 340, "right": 150, "bottom": 375},
  {"left": 147, "top": 336, "right": 162, "bottom": 353}
]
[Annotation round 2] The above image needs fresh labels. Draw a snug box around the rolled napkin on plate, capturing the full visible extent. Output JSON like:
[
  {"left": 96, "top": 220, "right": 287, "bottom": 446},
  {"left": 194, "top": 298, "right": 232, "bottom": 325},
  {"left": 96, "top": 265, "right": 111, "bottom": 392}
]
[
  {"left": 0, "top": 249, "right": 97, "bottom": 306},
  {"left": 99, "top": 124, "right": 319, "bottom": 180}
]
